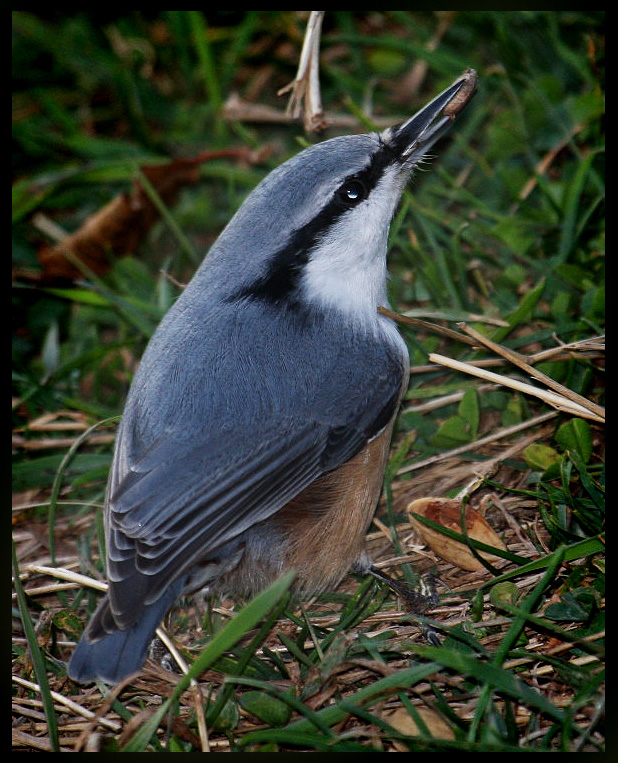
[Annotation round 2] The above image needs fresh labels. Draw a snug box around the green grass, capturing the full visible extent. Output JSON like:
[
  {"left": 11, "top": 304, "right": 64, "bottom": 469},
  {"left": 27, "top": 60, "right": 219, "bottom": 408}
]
[{"left": 12, "top": 11, "right": 604, "bottom": 753}]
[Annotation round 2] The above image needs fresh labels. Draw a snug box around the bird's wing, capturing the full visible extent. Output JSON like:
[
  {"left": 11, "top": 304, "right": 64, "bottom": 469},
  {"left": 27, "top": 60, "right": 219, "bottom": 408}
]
[{"left": 104, "top": 355, "right": 404, "bottom": 626}]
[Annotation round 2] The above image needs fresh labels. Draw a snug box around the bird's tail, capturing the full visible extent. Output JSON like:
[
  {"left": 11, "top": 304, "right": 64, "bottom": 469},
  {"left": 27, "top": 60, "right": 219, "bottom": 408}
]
[{"left": 67, "top": 582, "right": 182, "bottom": 684}]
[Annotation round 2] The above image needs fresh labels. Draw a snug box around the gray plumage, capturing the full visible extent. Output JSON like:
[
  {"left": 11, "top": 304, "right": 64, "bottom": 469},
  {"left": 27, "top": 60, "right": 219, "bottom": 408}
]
[{"left": 68, "top": 71, "right": 476, "bottom": 684}]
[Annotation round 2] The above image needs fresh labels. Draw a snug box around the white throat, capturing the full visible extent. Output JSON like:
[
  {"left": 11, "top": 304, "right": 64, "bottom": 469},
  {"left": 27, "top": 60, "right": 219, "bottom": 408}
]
[{"left": 299, "top": 167, "right": 404, "bottom": 330}]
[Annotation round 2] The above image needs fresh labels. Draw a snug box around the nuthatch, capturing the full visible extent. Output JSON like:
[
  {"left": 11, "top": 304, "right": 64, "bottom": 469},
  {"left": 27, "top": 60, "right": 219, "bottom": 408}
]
[{"left": 69, "top": 69, "right": 477, "bottom": 683}]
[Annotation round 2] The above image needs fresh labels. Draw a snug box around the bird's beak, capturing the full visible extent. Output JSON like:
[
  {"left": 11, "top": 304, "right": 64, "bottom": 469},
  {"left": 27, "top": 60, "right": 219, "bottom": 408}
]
[{"left": 387, "top": 68, "right": 478, "bottom": 165}]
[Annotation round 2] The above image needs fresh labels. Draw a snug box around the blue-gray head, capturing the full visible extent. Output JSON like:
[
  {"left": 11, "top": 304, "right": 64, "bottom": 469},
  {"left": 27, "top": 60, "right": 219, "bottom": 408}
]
[{"left": 187, "top": 69, "right": 477, "bottom": 328}]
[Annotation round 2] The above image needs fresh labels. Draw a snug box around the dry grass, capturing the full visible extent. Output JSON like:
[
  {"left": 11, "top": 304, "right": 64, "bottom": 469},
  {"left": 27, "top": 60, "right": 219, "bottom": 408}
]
[{"left": 12, "top": 408, "right": 605, "bottom": 751}]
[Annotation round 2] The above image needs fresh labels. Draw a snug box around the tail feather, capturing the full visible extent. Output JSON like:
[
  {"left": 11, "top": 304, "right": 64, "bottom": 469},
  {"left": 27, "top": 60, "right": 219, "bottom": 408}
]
[{"left": 68, "top": 582, "right": 182, "bottom": 684}]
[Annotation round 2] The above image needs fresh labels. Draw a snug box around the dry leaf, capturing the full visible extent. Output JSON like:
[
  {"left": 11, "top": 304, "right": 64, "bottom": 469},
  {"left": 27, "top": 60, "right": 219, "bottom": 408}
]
[
  {"left": 407, "top": 496, "right": 507, "bottom": 571},
  {"left": 36, "top": 148, "right": 270, "bottom": 283},
  {"left": 382, "top": 705, "right": 455, "bottom": 749}
]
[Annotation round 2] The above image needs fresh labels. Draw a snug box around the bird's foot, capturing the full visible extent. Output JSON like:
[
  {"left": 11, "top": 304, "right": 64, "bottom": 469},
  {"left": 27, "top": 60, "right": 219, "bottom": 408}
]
[{"left": 368, "top": 565, "right": 441, "bottom": 644}]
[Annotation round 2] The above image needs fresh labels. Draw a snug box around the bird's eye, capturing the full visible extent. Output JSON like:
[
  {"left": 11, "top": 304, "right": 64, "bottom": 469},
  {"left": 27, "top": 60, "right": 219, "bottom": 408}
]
[{"left": 338, "top": 179, "right": 367, "bottom": 205}]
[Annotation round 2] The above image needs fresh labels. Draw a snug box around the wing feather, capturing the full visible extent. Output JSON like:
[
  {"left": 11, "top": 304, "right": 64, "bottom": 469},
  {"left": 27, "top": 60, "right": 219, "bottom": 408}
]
[{"left": 101, "top": 304, "right": 408, "bottom": 627}]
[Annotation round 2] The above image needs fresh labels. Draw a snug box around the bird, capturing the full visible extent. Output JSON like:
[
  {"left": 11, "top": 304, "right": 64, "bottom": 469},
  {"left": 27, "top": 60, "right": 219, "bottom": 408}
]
[{"left": 68, "top": 69, "right": 477, "bottom": 684}]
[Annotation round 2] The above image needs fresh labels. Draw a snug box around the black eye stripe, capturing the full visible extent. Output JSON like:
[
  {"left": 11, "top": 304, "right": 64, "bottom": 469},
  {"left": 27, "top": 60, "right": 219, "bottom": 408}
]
[{"left": 233, "top": 139, "right": 398, "bottom": 306}]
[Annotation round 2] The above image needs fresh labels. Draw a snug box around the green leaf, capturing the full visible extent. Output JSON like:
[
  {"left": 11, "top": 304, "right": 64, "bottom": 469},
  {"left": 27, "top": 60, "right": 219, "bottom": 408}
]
[
  {"left": 469, "top": 589, "right": 485, "bottom": 622},
  {"left": 458, "top": 388, "right": 479, "bottom": 439},
  {"left": 12, "top": 453, "right": 111, "bottom": 492},
  {"left": 501, "top": 394, "right": 526, "bottom": 427},
  {"left": 168, "top": 737, "right": 186, "bottom": 752},
  {"left": 431, "top": 415, "right": 472, "bottom": 448},
  {"left": 41, "top": 287, "right": 114, "bottom": 306},
  {"left": 570, "top": 88, "right": 605, "bottom": 124},
  {"left": 239, "top": 690, "right": 293, "bottom": 727},
  {"left": 240, "top": 662, "right": 443, "bottom": 743},
  {"left": 489, "top": 581, "right": 519, "bottom": 611},
  {"left": 491, "top": 217, "right": 538, "bottom": 255},
  {"left": 367, "top": 49, "right": 407, "bottom": 76},
  {"left": 555, "top": 150, "right": 601, "bottom": 265},
  {"left": 492, "top": 279, "right": 546, "bottom": 343},
  {"left": 495, "top": 262, "right": 528, "bottom": 290},
  {"left": 545, "top": 588, "right": 597, "bottom": 622},
  {"left": 207, "top": 688, "right": 239, "bottom": 731},
  {"left": 52, "top": 609, "right": 84, "bottom": 640},
  {"left": 581, "top": 284, "right": 605, "bottom": 323},
  {"left": 555, "top": 418, "right": 593, "bottom": 463},
  {"left": 523, "top": 443, "right": 562, "bottom": 472}
]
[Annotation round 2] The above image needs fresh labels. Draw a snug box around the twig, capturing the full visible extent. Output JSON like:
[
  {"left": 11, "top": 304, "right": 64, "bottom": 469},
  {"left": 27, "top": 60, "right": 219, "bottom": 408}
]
[
  {"left": 396, "top": 411, "right": 557, "bottom": 475},
  {"left": 12, "top": 728, "right": 72, "bottom": 753},
  {"left": 73, "top": 680, "right": 136, "bottom": 752},
  {"left": 404, "top": 383, "right": 498, "bottom": 414},
  {"left": 429, "top": 353, "right": 604, "bottom": 424},
  {"left": 531, "top": 335, "right": 605, "bottom": 362},
  {"left": 23, "top": 565, "right": 108, "bottom": 591},
  {"left": 410, "top": 343, "right": 604, "bottom": 375},
  {"left": 12, "top": 675, "right": 122, "bottom": 733},
  {"left": 12, "top": 433, "right": 115, "bottom": 451},
  {"left": 222, "top": 93, "right": 399, "bottom": 128},
  {"left": 379, "top": 306, "right": 481, "bottom": 348},
  {"left": 457, "top": 322, "right": 605, "bottom": 421},
  {"left": 278, "top": 11, "right": 327, "bottom": 132},
  {"left": 453, "top": 429, "right": 552, "bottom": 501}
]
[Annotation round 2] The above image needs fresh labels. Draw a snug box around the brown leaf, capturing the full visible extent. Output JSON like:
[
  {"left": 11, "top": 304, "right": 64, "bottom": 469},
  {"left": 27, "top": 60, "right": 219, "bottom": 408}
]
[
  {"left": 382, "top": 705, "right": 455, "bottom": 748},
  {"left": 36, "top": 147, "right": 271, "bottom": 283},
  {"left": 408, "top": 496, "right": 507, "bottom": 571}
]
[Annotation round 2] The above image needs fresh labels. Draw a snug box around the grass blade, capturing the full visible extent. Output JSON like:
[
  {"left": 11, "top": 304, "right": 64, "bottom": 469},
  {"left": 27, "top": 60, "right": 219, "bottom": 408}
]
[
  {"left": 12, "top": 537, "right": 60, "bottom": 752},
  {"left": 120, "top": 572, "right": 295, "bottom": 751},
  {"left": 240, "top": 661, "right": 443, "bottom": 745}
]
